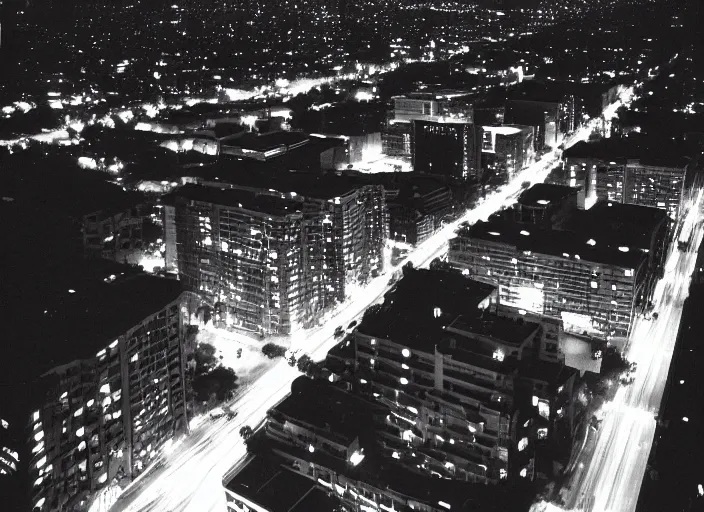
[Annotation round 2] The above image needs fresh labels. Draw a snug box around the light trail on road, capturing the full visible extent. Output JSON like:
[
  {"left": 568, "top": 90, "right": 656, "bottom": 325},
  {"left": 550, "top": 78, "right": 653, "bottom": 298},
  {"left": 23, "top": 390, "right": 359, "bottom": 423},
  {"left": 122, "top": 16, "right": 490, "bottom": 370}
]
[
  {"left": 532, "top": 188, "right": 704, "bottom": 512},
  {"left": 107, "top": 119, "right": 601, "bottom": 512}
]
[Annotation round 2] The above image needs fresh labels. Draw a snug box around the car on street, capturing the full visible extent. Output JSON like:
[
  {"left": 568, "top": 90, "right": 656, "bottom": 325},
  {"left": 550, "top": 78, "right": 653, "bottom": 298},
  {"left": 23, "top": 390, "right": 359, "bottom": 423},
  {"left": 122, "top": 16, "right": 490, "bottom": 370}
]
[{"left": 209, "top": 407, "right": 226, "bottom": 419}]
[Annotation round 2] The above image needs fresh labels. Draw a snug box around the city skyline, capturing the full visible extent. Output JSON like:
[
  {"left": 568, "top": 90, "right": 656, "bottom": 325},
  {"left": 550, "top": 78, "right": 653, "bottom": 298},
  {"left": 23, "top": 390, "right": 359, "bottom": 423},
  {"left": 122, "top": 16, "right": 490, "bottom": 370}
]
[{"left": 1, "top": 0, "right": 703, "bottom": 512}]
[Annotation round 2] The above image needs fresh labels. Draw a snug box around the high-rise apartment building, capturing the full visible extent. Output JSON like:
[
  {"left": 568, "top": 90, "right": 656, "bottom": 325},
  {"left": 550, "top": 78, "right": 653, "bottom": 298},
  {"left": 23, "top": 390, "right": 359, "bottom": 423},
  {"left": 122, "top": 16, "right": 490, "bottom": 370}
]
[
  {"left": 168, "top": 181, "right": 387, "bottom": 335},
  {"left": 413, "top": 120, "right": 482, "bottom": 181},
  {"left": 325, "top": 268, "right": 577, "bottom": 483},
  {"left": 170, "top": 186, "right": 342, "bottom": 335},
  {"left": 23, "top": 274, "right": 187, "bottom": 512}
]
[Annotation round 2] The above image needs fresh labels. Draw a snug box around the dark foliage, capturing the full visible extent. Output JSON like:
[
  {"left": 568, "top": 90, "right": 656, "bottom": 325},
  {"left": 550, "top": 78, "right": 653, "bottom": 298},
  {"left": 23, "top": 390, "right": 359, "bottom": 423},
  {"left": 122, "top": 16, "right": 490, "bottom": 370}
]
[
  {"left": 261, "top": 342, "right": 287, "bottom": 359},
  {"left": 192, "top": 366, "right": 238, "bottom": 402},
  {"left": 191, "top": 343, "right": 239, "bottom": 403}
]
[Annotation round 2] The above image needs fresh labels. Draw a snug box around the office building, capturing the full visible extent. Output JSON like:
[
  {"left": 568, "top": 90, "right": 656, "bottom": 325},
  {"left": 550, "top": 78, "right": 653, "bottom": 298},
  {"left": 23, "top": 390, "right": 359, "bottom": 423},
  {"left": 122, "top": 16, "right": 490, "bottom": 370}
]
[
  {"left": 382, "top": 91, "right": 473, "bottom": 161},
  {"left": 481, "top": 125, "right": 535, "bottom": 182},
  {"left": 413, "top": 120, "right": 482, "bottom": 181},
  {"left": 559, "top": 95, "right": 577, "bottom": 135},
  {"left": 504, "top": 100, "right": 560, "bottom": 152}
]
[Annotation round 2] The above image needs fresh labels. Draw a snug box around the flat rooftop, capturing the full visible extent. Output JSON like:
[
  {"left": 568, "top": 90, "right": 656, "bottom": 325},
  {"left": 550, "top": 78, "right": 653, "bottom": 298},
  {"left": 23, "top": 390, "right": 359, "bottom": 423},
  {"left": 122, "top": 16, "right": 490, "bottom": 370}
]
[
  {"left": 273, "top": 377, "right": 385, "bottom": 445},
  {"left": 170, "top": 184, "right": 305, "bottom": 217},
  {"left": 224, "top": 131, "right": 309, "bottom": 152},
  {"left": 518, "top": 183, "right": 578, "bottom": 207},
  {"left": 482, "top": 125, "right": 524, "bottom": 136},
  {"left": 357, "top": 304, "right": 448, "bottom": 355},
  {"left": 458, "top": 219, "right": 648, "bottom": 269},
  {"left": 194, "top": 166, "right": 382, "bottom": 200},
  {"left": 567, "top": 200, "right": 669, "bottom": 250},
  {"left": 564, "top": 136, "right": 690, "bottom": 168},
  {"left": 385, "top": 268, "right": 497, "bottom": 317},
  {"left": 447, "top": 313, "right": 541, "bottom": 348},
  {"left": 3, "top": 262, "right": 183, "bottom": 384},
  {"left": 225, "top": 456, "right": 334, "bottom": 512}
]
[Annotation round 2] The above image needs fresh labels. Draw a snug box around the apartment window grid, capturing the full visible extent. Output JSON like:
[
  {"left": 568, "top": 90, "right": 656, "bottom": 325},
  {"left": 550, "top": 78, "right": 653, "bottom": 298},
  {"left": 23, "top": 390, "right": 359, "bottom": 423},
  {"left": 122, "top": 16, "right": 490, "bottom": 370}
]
[{"left": 450, "top": 238, "right": 639, "bottom": 338}]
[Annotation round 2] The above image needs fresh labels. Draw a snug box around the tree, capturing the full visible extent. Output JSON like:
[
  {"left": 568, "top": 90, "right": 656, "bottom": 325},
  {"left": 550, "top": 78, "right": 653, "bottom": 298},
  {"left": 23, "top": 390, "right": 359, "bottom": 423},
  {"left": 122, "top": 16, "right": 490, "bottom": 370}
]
[
  {"left": 429, "top": 258, "right": 453, "bottom": 272},
  {"left": 296, "top": 354, "right": 322, "bottom": 377},
  {"left": 194, "top": 343, "right": 218, "bottom": 373},
  {"left": 192, "top": 366, "right": 238, "bottom": 402},
  {"left": 261, "top": 343, "right": 287, "bottom": 359},
  {"left": 240, "top": 425, "right": 253, "bottom": 440}
]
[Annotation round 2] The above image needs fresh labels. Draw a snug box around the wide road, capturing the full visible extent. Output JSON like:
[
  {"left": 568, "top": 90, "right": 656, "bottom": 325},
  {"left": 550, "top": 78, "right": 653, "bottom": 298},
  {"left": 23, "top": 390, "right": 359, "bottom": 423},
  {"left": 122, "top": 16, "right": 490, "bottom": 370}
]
[
  {"left": 109, "top": 98, "right": 634, "bottom": 512},
  {"left": 533, "top": 189, "right": 704, "bottom": 512}
]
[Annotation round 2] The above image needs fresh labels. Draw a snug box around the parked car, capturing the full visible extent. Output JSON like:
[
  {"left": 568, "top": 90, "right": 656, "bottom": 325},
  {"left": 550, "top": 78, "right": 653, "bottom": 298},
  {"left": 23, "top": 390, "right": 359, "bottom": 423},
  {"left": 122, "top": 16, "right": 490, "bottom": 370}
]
[{"left": 209, "top": 407, "right": 226, "bottom": 419}]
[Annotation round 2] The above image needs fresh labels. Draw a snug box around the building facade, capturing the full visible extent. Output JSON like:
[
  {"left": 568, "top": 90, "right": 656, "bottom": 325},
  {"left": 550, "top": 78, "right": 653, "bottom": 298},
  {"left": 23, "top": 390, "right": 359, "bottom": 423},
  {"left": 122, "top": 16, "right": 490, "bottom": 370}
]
[
  {"left": 482, "top": 125, "right": 535, "bottom": 182},
  {"left": 171, "top": 186, "right": 342, "bottom": 335},
  {"left": 504, "top": 100, "right": 560, "bottom": 152},
  {"left": 29, "top": 279, "right": 187, "bottom": 512},
  {"left": 448, "top": 221, "right": 649, "bottom": 339},
  {"left": 412, "top": 120, "right": 482, "bottom": 181},
  {"left": 563, "top": 144, "right": 690, "bottom": 219}
]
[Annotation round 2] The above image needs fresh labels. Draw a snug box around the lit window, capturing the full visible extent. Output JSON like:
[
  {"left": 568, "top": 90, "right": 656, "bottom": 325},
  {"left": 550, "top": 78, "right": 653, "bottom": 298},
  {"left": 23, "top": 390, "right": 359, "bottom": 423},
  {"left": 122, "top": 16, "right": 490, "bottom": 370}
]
[
  {"left": 402, "top": 348, "right": 411, "bottom": 358},
  {"left": 590, "top": 281, "right": 598, "bottom": 289},
  {"left": 518, "top": 437, "right": 528, "bottom": 451},
  {"left": 76, "top": 427, "right": 85, "bottom": 437},
  {"left": 400, "top": 377, "right": 409, "bottom": 385}
]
